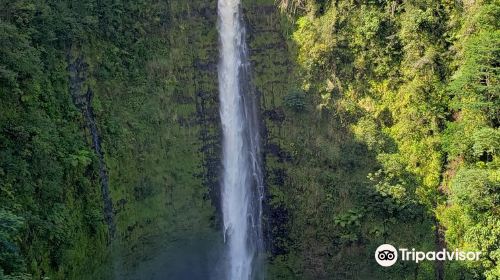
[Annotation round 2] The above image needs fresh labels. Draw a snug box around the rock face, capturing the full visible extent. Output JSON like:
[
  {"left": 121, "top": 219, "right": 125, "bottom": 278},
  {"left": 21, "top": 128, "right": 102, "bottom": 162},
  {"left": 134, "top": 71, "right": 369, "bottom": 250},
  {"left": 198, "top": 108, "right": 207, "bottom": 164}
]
[
  {"left": 92, "top": 0, "right": 223, "bottom": 276},
  {"left": 5, "top": 1, "right": 484, "bottom": 279},
  {"left": 68, "top": 54, "right": 115, "bottom": 239},
  {"left": 0, "top": 1, "right": 224, "bottom": 278},
  {"left": 0, "top": 1, "right": 303, "bottom": 278}
]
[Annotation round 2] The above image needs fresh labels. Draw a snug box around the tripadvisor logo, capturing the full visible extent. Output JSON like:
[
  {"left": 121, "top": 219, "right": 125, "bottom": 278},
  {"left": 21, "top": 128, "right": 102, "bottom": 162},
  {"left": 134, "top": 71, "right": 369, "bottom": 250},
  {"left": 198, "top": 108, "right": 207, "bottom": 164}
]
[
  {"left": 375, "top": 244, "right": 398, "bottom": 267},
  {"left": 375, "top": 244, "right": 481, "bottom": 267}
]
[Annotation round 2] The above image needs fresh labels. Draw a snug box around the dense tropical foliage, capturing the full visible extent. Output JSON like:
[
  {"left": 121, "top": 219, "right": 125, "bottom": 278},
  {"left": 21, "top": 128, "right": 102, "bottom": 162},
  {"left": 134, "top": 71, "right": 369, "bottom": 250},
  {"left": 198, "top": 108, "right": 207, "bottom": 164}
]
[
  {"left": 276, "top": 0, "right": 499, "bottom": 278},
  {"left": 0, "top": 0, "right": 498, "bottom": 279}
]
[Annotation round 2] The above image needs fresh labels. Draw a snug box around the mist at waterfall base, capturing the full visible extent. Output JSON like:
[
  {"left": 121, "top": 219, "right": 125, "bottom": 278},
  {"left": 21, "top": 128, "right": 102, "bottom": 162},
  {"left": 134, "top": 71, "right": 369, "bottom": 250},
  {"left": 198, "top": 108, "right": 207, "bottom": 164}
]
[{"left": 122, "top": 235, "right": 225, "bottom": 280}]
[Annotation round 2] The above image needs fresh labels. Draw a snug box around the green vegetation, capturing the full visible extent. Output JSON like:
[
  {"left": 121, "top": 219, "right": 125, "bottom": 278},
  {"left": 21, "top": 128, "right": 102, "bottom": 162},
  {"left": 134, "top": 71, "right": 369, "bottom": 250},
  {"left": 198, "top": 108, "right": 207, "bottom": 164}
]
[
  {"left": 0, "top": 0, "right": 498, "bottom": 279},
  {"left": 1, "top": 0, "right": 218, "bottom": 279},
  {"left": 267, "top": 0, "right": 499, "bottom": 279}
]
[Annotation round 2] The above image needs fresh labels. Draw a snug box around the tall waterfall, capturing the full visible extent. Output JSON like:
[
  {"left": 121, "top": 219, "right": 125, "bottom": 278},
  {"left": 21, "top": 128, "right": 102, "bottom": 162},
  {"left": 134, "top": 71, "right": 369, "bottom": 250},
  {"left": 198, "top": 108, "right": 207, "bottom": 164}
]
[{"left": 217, "top": 0, "right": 264, "bottom": 279}]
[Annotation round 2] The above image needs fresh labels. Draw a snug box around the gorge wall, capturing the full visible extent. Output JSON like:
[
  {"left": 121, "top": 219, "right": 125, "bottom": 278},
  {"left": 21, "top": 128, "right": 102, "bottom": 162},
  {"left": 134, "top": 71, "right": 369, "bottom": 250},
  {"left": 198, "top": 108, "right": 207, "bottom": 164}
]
[{"left": 1, "top": 0, "right": 498, "bottom": 280}]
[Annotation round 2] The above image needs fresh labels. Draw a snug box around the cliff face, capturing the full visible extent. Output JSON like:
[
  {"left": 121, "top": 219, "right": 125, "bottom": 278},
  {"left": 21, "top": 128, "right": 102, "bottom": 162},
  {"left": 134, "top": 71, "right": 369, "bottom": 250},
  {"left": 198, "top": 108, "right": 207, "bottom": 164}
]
[
  {"left": 1, "top": 1, "right": 221, "bottom": 278},
  {"left": 248, "top": 1, "right": 499, "bottom": 280},
  {"left": 0, "top": 0, "right": 429, "bottom": 278},
  {"left": 68, "top": 53, "right": 115, "bottom": 239},
  {"left": 1, "top": 0, "right": 497, "bottom": 279},
  {"left": 243, "top": 2, "right": 381, "bottom": 278},
  {"left": 244, "top": 1, "right": 437, "bottom": 279},
  {"left": 87, "top": 0, "right": 223, "bottom": 277}
]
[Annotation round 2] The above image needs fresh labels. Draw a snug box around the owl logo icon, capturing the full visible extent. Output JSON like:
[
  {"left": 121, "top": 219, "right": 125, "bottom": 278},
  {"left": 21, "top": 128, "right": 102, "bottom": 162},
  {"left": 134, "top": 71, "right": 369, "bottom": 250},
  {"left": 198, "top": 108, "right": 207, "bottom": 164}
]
[{"left": 375, "top": 244, "right": 398, "bottom": 267}]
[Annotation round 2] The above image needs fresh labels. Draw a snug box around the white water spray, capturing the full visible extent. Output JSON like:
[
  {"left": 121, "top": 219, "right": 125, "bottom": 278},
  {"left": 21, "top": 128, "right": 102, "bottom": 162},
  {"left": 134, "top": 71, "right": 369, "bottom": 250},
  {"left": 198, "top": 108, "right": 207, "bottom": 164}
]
[{"left": 217, "top": 0, "right": 264, "bottom": 279}]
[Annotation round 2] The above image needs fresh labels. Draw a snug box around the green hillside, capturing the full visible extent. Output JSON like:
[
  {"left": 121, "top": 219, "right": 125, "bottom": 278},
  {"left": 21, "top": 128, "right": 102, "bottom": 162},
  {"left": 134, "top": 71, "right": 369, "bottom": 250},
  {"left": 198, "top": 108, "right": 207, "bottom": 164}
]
[{"left": 0, "top": 0, "right": 498, "bottom": 279}]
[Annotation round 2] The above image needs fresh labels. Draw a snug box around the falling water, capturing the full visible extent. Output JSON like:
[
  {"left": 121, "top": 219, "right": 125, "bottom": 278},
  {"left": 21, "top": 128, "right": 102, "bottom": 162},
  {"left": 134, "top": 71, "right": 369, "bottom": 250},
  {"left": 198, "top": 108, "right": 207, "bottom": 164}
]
[{"left": 217, "top": 0, "right": 265, "bottom": 279}]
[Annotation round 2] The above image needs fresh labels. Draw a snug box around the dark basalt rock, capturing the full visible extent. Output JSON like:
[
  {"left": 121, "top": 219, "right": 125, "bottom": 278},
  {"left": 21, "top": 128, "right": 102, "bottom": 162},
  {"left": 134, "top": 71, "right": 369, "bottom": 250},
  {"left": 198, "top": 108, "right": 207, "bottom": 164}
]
[{"left": 68, "top": 52, "right": 116, "bottom": 239}]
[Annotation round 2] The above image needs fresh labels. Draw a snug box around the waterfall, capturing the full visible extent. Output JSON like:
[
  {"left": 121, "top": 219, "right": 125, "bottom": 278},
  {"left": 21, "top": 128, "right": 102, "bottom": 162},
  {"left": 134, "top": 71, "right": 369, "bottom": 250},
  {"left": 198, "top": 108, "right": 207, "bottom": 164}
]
[{"left": 217, "top": 0, "right": 265, "bottom": 279}]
